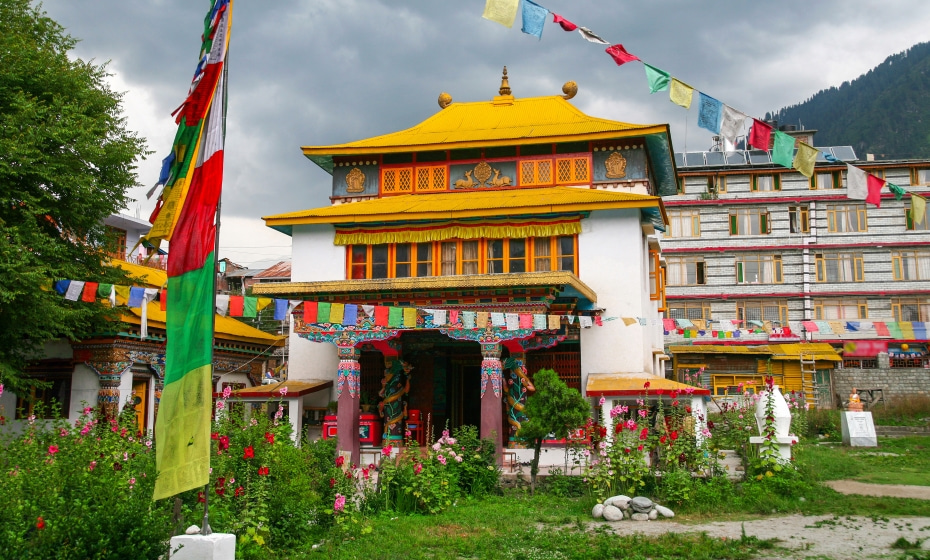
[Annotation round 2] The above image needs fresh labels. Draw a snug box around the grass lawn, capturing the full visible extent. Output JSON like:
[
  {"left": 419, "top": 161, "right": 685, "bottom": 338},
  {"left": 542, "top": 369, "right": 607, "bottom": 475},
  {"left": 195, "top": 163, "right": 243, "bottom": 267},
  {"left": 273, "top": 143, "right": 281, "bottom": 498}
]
[
  {"left": 801, "top": 436, "right": 930, "bottom": 487},
  {"left": 306, "top": 494, "right": 776, "bottom": 560}
]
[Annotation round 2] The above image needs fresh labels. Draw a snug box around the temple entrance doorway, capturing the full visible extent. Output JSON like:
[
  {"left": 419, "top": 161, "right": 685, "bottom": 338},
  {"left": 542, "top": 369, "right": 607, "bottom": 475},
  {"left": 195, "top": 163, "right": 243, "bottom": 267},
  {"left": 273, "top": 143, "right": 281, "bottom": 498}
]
[{"left": 448, "top": 363, "right": 481, "bottom": 431}]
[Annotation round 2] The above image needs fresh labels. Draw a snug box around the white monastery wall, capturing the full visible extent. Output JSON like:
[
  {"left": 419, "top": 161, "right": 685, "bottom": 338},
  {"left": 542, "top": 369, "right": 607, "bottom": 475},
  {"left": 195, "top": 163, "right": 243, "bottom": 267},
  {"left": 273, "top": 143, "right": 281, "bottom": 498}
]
[{"left": 290, "top": 224, "right": 344, "bottom": 283}]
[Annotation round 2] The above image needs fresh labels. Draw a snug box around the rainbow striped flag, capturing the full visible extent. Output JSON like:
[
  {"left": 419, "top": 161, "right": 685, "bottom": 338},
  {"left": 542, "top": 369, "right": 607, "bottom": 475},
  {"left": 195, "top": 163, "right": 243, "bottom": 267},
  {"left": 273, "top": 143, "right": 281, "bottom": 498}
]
[{"left": 151, "top": 0, "right": 233, "bottom": 501}]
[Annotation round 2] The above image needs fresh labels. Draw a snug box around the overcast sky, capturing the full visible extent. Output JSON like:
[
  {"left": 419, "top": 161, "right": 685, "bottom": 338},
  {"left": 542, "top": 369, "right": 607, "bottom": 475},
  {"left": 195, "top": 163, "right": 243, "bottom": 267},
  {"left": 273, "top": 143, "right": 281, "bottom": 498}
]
[{"left": 41, "top": 0, "right": 930, "bottom": 269}]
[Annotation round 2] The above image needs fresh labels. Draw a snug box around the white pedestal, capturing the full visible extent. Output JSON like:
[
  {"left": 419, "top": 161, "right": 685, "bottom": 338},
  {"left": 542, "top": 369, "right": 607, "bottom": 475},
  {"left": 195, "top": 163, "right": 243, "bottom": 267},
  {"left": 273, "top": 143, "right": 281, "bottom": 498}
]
[
  {"left": 841, "top": 411, "right": 878, "bottom": 447},
  {"left": 749, "top": 435, "right": 797, "bottom": 463},
  {"left": 169, "top": 533, "right": 236, "bottom": 560}
]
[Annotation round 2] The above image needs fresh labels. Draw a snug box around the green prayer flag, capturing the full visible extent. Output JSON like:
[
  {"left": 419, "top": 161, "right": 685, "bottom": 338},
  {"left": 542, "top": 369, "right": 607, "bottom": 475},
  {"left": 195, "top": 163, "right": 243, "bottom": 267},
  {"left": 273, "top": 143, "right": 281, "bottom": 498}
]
[
  {"left": 388, "top": 306, "right": 403, "bottom": 328},
  {"left": 644, "top": 63, "right": 670, "bottom": 94},
  {"left": 242, "top": 296, "right": 258, "bottom": 318},
  {"left": 772, "top": 131, "right": 795, "bottom": 168},
  {"left": 888, "top": 183, "right": 906, "bottom": 201},
  {"left": 97, "top": 283, "right": 113, "bottom": 298},
  {"left": 317, "top": 302, "right": 332, "bottom": 323}
]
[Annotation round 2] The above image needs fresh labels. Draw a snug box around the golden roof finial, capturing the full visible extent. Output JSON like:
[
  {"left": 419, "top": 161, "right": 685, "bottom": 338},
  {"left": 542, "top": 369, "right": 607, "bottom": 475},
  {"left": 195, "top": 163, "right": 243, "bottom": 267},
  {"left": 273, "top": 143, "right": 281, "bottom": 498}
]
[
  {"left": 438, "top": 92, "right": 452, "bottom": 109},
  {"left": 562, "top": 81, "right": 578, "bottom": 100},
  {"left": 499, "top": 66, "right": 511, "bottom": 96}
]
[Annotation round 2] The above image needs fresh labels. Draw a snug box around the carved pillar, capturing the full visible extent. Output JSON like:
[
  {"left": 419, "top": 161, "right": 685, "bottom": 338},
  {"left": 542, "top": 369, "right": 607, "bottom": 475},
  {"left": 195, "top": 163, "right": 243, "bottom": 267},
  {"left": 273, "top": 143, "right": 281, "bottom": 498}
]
[
  {"left": 503, "top": 351, "right": 535, "bottom": 442},
  {"left": 479, "top": 341, "right": 504, "bottom": 460},
  {"left": 369, "top": 339, "right": 409, "bottom": 445},
  {"left": 86, "top": 360, "right": 131, "bottom": 419},
  {"left": 335, "top": 345, "right": 361, "bottom": 466}
]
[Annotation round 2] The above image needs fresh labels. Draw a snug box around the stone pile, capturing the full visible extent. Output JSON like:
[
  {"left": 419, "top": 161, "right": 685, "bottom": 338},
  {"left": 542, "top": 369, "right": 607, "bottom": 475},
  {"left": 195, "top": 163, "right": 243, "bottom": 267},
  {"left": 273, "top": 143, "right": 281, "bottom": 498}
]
[{"left": 591, "top": 495, "right": 674, "bottom": 522}]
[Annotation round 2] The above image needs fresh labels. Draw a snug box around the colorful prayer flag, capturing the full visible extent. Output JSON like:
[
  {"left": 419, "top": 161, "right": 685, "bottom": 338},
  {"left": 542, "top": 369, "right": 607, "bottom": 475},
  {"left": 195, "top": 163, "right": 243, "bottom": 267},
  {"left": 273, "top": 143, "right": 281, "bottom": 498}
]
[
  {"left": 128, "top": 286, "right": 144, "bottom": 308},
  {"left": 303, "top": 301, "right": 319, "bottom": 323},
  {"left": 669, "top": 78, "right": 694, "bottom": 109},
  {"left": 771, "top": 130, "right": 795, "bottom": 168},
  {"left": 888, "top": 182, "right": 906, "bottom": 200},
  {"left": 605, "top": 44, "right": 639, "bottom": 66},
  {"left": 329, "top": 302, "right": 345, "bottom": 325},
  {"left": 748, "top": 118, "right": 772, "bottom": 151},
  {"left": 228, "top": 296, "right": 244, "bottom": 317},
  {"left": 552, "top": 13, "right": 576, "bottom": 31},
  {"left": 697, "top": 93, "right": 722, "bottom": 133},
  {"left": 242, "top": 297, "right": 258, "bottom": 318},
  {"left": 548, "top": 314, "right": 561, "bottom": 330},
  {"left": 403, "top": 307, "right": 417, "bottom": 328},
  {"left": 81, "top": 282, "right": 99, "bottom": 302},
  {"left": 343, "top": 303, "right": 358, "bottom": 326},
  {"left": 374, "top": 306, "right": 389, "bottom": 326},
  {"left": 719, "top": 105, "right": 747, "bottom": 145},
  {"left": 318, "top": 302, "right": 332, "bottom": 323},
  {"left": 577, "top": 27, "right": 609, "bottom": 44},
  {"left": 388, "top": 306, "right": 403, "bottom": 328},
  {"left": 482, "top": 0, "right": 520, "bottom": 28},
  {"left": 866, "top": 174, "right": 885, "bottom": 207},
  {"left": 273, "top": 299, "right": 288, "bottom": 321},
  {"left": 911, "top": 193, "right": 927, "bottom": 227},
  {"left": 65, "top": 280, "right": 85, "bottom": 301},
  {"left": 521, "top": 0, "right": 547, "bottom": 39},
  {"left": 643, "top": 63, "right": 670, "bottom": 94},
  {"left": 846, "top": 164, "right": 868, "bottom": 200},
  {"left": 153, "top": 0, "right": 233, "bottom": 502},
  {"left": 793, "top": 141, "right": 818, "bottom": 178}
]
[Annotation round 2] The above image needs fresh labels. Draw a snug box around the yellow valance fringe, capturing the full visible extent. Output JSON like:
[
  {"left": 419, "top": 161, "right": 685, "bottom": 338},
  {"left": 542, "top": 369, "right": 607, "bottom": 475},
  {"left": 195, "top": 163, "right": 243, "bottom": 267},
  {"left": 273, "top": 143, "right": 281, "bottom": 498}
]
[{"left": 334, "top": 221, "right": 582, "bottom": 246}]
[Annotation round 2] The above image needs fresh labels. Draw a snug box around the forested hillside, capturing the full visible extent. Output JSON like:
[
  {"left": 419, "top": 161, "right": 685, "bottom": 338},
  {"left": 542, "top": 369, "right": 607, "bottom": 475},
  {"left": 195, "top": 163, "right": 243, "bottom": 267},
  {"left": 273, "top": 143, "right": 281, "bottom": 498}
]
[{"left": 772, "top": 42, "right": 930, "bottom": 159}]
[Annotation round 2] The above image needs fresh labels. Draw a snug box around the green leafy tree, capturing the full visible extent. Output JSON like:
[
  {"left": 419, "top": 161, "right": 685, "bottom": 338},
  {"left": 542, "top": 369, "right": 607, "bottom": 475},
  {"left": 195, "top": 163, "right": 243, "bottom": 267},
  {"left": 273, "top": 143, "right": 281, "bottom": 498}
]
[
  {"left": 0, "top": 0, "right": 146, "bottom": 389},
  {"left": 518, "top": 368, "right": 590, "bottom": 493}
]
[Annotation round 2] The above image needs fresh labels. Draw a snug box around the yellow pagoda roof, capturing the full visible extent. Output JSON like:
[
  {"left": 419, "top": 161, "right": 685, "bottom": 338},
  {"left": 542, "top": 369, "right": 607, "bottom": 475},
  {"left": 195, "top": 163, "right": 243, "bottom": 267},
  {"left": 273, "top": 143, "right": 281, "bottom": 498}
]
[
  {"left": 112, "top": 259, "right": 167, "bottom": 288},
  {"left": 264, "top": 187, "right": 666, "bottom": 233},
  {"left": 301, "top": 95, "right": 669, "bottom": 158}
]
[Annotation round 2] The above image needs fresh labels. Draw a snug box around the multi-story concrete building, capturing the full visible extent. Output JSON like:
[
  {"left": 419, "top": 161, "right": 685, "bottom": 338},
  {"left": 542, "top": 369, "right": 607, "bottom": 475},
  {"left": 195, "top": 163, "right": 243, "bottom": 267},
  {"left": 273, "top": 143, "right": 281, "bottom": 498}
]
[{"left": 662, "top": 129, "right": 930, "bottom": 404}]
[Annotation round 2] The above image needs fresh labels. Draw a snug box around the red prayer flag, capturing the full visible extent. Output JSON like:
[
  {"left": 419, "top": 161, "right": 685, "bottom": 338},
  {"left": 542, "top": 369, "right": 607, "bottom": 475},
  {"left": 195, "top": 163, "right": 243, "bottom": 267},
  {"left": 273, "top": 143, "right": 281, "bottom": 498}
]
[
  {"left": 552, "top": 13, "right": 577, "bottom": 31},
  {"left": 81, "top": 282, "right": 99, "bottom": 302},
  {"left": 303, "top": 301, "right": 318, "bottom": 323},
  {"left": 449, "top": 310, "right": 459, "bottom": 325},
  {"left": 595, "top": 316, "right": 603, "bottom": 327},
  {"left": 866, "top": 174, "right": 885, "bottom": 207},
  {"left": 160, "top": 289, "right": 168, "bottom": 311},
  {"left": 874, "top": 321, "right": 890, "bottom": 336},
  {"left": 374, "top": 306, "right": 390, "bottom": 327},
  {"left": 749, "top": 118, "right": 772, "bottom": 151},
  {"left": 228, "top": 296, "right": 244, "bottom": 317},
  {"left": 605, "top": 44, "right": 640, "bottom": 66}
]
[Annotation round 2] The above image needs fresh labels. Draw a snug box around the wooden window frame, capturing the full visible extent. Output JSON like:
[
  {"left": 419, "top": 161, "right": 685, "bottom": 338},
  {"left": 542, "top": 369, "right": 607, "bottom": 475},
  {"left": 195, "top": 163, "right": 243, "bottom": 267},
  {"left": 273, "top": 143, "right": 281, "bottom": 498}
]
[
  {"left": 912, "top": 167, "right": 930, "bottom": 186},
  {"left": 15, "top": 374, "right": 72, "bottom": 419},
  {"left": 649, "top": 250, "right": 664, "bottom": 302},
  {"left": 814, "top": 252, "right": 865, "bottom": 283},
  {"left": 811, "top": 170, "right": 840, "bottom": 190},
  {"left": 813, "top": 298, "right": 868, "bottom": 320},
  {"left": 892, "top": 297, "right": 930, "bottom": 322},
  {"left": 728, "top": 208, "right": 771, "bottom": 236},
  {"left": 736, "top": 299, "right": 788, "bottom": 324},
  {"left": 826, "top": 203, "right": 868, "bottom": 233},
  {"left": 735, "top": 254, "right": 783, "bottom": 284},
  {"left": 381, "top": 167, "right": 414, "bottom": 196},
  {"left": 414, "top": 165, "right": 448, "bottom": 193},
  {"left": 668, "top": 301, "right": 712, "bottom": 320},
  {"left": 519, "top": 158, "right": 554, "bottom": 186},
  {"left": 555, "top": 156, "right": 591, "bottom": 184},
  {"left": 751, "top": 174, "right": 780, "bottom": 192},
  {"left": 788, "top": 205, "right": 810, "bottom": 233},
  {"left": 892, "top": 250, "right": 930, "bottom": 281},
  {"left": 665, "top": 255, "right": 706, "bottom": 286},
  {"left": 668, "top": 209, "right": 701, "bottom": 238}
]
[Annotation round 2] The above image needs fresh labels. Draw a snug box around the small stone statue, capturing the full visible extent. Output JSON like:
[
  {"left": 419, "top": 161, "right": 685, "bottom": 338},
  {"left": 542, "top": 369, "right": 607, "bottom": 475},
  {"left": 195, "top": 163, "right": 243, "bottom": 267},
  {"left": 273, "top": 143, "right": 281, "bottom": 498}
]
[{"left": 848, "top": 387, "right": 863, "bottom": 412}]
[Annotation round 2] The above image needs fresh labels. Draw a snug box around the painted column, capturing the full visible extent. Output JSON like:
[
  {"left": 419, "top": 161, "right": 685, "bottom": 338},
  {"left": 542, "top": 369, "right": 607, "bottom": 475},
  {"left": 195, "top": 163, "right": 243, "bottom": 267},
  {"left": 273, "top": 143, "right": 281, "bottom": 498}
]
[
  {"left": 503, "top": 351, "right": 534, "bottom": 443},
  {"left": 369, "top": 339, "right": 408, "bottom": 446},
  {"left": 85, "top": 360, "right": 131, "bottom": 419},
  {"left": 480, "top": 341, "right": 504, "bottom": 460},
  {"left": 335, "top": 344, "right": 361, "bottom": 466}
]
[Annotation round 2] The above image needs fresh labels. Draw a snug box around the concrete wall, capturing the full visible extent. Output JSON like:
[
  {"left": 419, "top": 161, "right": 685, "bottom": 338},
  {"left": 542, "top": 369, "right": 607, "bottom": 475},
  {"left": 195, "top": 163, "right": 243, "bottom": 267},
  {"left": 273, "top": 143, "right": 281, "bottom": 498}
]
[
  {"left": 833, "top": 367, "right": 930, "bottom": 403},
  {"left": 290, "top": 224, "right": 345, "bottom": 283}
]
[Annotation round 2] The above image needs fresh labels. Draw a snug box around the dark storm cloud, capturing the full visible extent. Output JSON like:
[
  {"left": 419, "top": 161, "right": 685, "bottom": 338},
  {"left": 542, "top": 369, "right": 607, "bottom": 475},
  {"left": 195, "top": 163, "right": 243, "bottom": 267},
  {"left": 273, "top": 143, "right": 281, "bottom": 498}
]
[{"left": 40, "top": 0, "right": 930, "bottom": 266}]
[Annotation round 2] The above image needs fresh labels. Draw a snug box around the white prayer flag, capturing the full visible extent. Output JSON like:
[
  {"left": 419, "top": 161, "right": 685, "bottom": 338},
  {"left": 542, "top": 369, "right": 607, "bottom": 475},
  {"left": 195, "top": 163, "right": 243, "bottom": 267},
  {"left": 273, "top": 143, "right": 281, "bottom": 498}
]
[
  {"left": 216, "top": 294, "right": 230, "bottom": 316},
  {"left": 505, "top": 313, "right": 519, "bottom": 330},
  {"left": 846, "top": 164, "right": 868, "bottom": 200},
  {"left": 65, "top": 280, "right": 85, "bottom": 301},
  {"left": 432, "top": 309, "right": 447, "bottom": 326},
  {"left": 719, "top": 105, "right": 748, "bottom": 146},
  {"left": 533, "top": 314, "right": 547, "bottom": 330},
  {"left": 491, "top": 312, "right": 506, "bottom": 327},
  {"left": 579, "top": 316, "right": 593, "bottom": 328},
  {"left": 578, "top": 27, "right": 609, "bottom": 44}
]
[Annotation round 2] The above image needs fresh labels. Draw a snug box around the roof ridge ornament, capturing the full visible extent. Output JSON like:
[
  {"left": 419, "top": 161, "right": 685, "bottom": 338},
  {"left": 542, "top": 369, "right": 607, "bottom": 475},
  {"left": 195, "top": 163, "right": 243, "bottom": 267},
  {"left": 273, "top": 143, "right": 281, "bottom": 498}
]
[
  {"left": 438, "top": 92, "right": 452, "bottom": 109},
  {"left": 499, "top": 66, "right": 511, "bottom": 96},
  {"left": 562, "top": 81, "right": 578, "bottom": 100}
]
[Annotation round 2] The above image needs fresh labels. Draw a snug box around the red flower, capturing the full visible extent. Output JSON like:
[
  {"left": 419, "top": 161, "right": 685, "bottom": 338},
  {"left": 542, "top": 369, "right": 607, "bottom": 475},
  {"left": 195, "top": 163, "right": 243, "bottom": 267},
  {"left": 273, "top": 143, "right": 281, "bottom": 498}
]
[
  {"left": 218, "top": 435, "right": 230, "bottom": 451},
  {"left": 614, "top": 423, "right": 623, "bottom": 434},
  {"left": 624, "top": 448, "right": 631, "bottom": 454},
  {"left": 258, "top": 466, "right": 269, "bottom": 476},
  {"left": 414, "top": 463, "right": 423, "bottom": 475},
  {"left": 329, "top": 478, "right": 336, "bottom": 488},
  {"left": 216, "top": 487, "right": 225, "bottom": 496},
  {"left": 264, "top": 432, "right": 275, "bottom": 444},
  {"left": 243, "top": 446, "right": 254, "bottom": 460},
  {"left": 234, "top": 486, "right": 244, "bottom": 498},
  {"left": 597, "top": 426, "right": 607, "bottom": 438},
  {"left": 660, "top": 435, "right": 667, "bottom": 444},
  {"left": 707, "top": 421, "right": 715, "bottom": 430},
  {"left": 36, "top": 517, "right": 45, "bottom": 530},
  {"left": 656, "top": 389, "right": 664, "bottom": 395},
  {"left": 671, "top": 400, "right": 679, "bottom": 407},
  {"left": 643, "top": 381, "right": 651, "bottom": 389},
  {"left": 670, "top": 430, "right": 679, "bottom": 441},
  {"left": 685, "top": 406, "right": 692, "bottom": 414},
  {"left": 344, "top": 470, "right": 352, "bottom": 479},
  {"left": 211, "top": 432, "right": 219, "bottom": 440},
  {"left": 362, "top": 468, "right": 370, "bottom": 480},
  {"left": 670, "top": 391, "right": 678, "bottom": 399},
  {"left": 197, "top": 492, "right": 206, "bottom": 503},
  {"left": 639, "top": 427, "right": 649, "bottom": 440},
  {"left": 637, "top": 445, "right": 644, "bottom": 452},
  {"left": 47, "top": 445, "right": 59, "bottom": 455},
  {"left": 335, "top": 455, "right": 345, "bottom": 467}
]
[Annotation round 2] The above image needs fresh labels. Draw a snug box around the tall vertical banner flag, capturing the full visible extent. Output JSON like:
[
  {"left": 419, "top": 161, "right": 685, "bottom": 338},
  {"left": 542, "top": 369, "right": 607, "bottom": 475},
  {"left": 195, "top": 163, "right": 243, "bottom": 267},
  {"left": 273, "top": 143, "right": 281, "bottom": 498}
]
[{"left": 152, "top": 0, "right": 232, "bottom": 501}]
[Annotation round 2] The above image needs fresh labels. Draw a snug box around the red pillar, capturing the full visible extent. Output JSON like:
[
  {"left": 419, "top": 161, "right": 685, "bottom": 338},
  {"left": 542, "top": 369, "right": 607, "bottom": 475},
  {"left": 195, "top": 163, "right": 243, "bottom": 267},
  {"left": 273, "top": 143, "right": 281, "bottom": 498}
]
[
  {"left": 480, "top": 341, "right": 504, "bottom": 462},
  {"left": 335, "top": 345, "right": 361, "bottom": 466}
]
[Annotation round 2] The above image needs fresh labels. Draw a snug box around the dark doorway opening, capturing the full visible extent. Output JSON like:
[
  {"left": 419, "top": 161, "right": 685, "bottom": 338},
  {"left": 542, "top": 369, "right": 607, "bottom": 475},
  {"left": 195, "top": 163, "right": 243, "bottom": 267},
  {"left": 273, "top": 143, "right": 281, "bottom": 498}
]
[{"left": 448, "top": 363, "right": 481, "bottom": 431}]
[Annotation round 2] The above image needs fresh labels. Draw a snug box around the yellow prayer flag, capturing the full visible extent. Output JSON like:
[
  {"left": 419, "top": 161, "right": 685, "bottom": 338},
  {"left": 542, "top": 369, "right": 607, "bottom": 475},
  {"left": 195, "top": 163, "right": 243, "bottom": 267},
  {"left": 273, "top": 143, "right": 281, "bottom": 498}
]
[
  {"left": 476, "top": 312, "right": 489, "bottom": 328},
  {"left": 692, "top": 319, "right": 706, "bottom": 330},
  {"left": 900, "top": 321, "right": 915, "bottom": 339},
  {"left": 256, "top": 298, "right": 273, "bottom": 311},
  {"left": 547, "top": 315, "right": 561, "bottom": 330},
  {"left": 793, "top": 141, "right": 818, "bottom": 178},
  {"left": 827, "top": 321, "right": 845, "bottom": 335},
  {"left": 724, "top": 331, "right": 733, "bottom": 338},
  {"left": 669, "top": 78, "right": 694, "bottom": 109},
  {"left": 482, "top": 0, "right": 519, "bottom": 28},
  {"left": 622, "top": 317, "right": 637, "bottom": 326},
  {"left": 403, "top": 307, "right": 417, "bottom": 328},
  {"left": 912, "top": 194, "right": 927, "bottom": 226},
  {"left": 114, "top": 285, "right": 131, "bottom": 305},
  {"left": 330, "top": 302, "right": 345, "bottom": 325}
]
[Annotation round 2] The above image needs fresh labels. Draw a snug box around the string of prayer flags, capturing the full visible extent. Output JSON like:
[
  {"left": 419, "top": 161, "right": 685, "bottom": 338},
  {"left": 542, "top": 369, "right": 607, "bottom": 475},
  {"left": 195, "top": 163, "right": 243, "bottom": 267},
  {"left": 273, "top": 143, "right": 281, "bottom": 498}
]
[
  {"left": 669, "top": 78, "right": 694, "bottom": 109},
  {"left": 910, "top": 193, "right": 926, "bottom": 226},
  {"left": 749, "top": 119, "right": 773, "bottom": 151},
  {"left": 482, "top": 0, "right": 520, "bottom": 28},
  {"left": 552, "top": 13, "right": 576, "bottom": 31},
  {"left": 216, "top": 294, "right": 230, "bottom": 316},
  {"left": 643, "top": 63, "right": 670, "bottom": 94},
  {"left": 521, "top": 0, "right": 548, "bottom": 39},
  {"left": 697, "top": 93, "right": 723, "bottom": 134},
  {"left": 793, "top": 141, "right": 818, "bottom": 178},
  {"left": 719, "top": 106, "right": 747, "bottom": 145},
  {"left": 866, "top": 174, "right": 885, "bottom": 208},
  {"left": 578, "top": 26, "right": 609, "bottom": 45},
  {"left": 605, "top": 44, "right": 639, "bottom": 66},
  {"left": 771, "top": 130, "right": 795, "bottom": 168}
]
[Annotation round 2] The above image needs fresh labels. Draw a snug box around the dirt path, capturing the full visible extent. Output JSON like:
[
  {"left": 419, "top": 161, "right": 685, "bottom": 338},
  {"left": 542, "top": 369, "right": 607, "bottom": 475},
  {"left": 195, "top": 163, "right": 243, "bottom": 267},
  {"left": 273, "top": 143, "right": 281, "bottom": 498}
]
[
  {"left": 599, "top": 514, "right": 930, "bottom": 559},
  {"left": 825, "top": 480, "right": 930, "bottom": 500}
]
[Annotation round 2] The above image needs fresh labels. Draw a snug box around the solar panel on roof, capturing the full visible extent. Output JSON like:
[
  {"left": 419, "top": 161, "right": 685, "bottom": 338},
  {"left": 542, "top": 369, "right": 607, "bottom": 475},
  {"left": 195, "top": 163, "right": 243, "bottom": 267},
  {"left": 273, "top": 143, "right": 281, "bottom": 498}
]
[
  {"left": 831, "top": 146, "right": 857, "bottom": 161},
  {"left": 685, "top": 152, "right": 706, "bottom": 166},
  {"left": 705, "top": 152, "right": 726, "bottom": 165},
  {"left": 815, "top": 148, "right": 829, "bottom": 162},
  {"left": 674, "top": 153, "right": 685, "bottom": 167},
  {"left": 748, "top": 150, "right": 770, "bottom": 164},
  {"left": 725, "top": 151, "right": 748, "bottom": 165}
]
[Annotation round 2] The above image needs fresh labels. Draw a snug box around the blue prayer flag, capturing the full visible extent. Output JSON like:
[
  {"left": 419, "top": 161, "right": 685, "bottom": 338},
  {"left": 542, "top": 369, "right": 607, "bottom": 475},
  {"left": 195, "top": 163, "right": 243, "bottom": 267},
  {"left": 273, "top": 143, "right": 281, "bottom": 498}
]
[
  {"left": 128, "top": 287, "right": 145, "bottom": 308},
  {"left": 343, "top": 303, "right": 358, "bottom": 326},
  {"left": 273, "top": 298, "right": 288, "bottom": 321},
  {"left": 697, "top": 92, "right": 723, "bottom": 134},
  {"left": 846, "top": 321, "right": 860, "bottom": 332},
  {"left": 521, "top": 0, "right": 548, "bottom": 39},
  {"left": 53, "top": 280, "right": 70, "bottom": 295}
]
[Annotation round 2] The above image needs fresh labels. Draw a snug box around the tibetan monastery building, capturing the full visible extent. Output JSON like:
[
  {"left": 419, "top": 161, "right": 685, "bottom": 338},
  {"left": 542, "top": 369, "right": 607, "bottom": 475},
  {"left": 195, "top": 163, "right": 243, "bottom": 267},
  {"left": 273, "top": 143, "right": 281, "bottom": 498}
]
[{"left": 254, "top": 70, "right": 681, "bottom": 464}]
